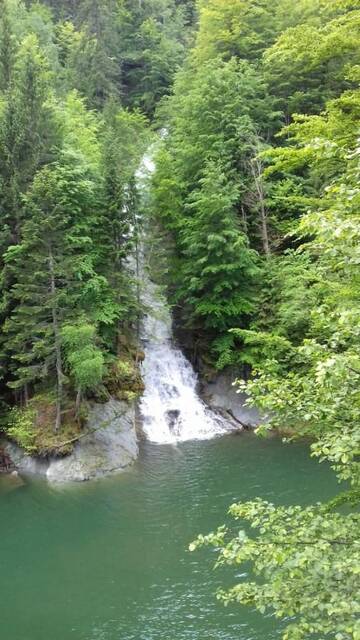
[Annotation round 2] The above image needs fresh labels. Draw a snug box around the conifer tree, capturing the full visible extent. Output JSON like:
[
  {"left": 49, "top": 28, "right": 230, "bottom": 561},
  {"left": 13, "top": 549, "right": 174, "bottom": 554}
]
[
  {"left": 3, "top": 154, "right": 101, "bottom": 429},
  {"left": 0, "top": 0, "right": 15, "bottom": 92},
  {"left": 100, "top": 102, "right": 149, "bottom": 345},
  {"left": 0, "top": 33, "right": 54, "bottom": 246},
  {"left": 74, "top": 0, "right": 123, "bottom": 107},
  {"left": 177, "top": 162, "right": 259, "bottom": 333},
  {"left": 150, "top": 57, "right": 277, "bottom": 353}
]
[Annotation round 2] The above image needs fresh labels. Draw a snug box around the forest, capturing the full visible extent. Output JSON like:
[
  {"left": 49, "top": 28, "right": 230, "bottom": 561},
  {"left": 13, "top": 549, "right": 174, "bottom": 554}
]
[
  {"left": 0, "top": 0, "right": 195, "bottom": 451},
  {"left": 153, "top": 3, "right": 360, "bottom": 637},
  {"left": 0, "top": 1, "right": 359, "bottom": 639}
]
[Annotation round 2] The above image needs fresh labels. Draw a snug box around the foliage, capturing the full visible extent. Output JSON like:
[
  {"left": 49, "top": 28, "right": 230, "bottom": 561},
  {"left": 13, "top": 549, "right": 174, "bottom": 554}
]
[
  {"left": 44, "top": 0, "right": 194, "bottom": 114},
  {"left": 194, "top": 0, "right": 278, "bottom": 63},
  {"left": 149, "top": 2, "right": 360, "bottom": 637},
  {"left": 0, "top": 0, "right": 359, "bottom": 632},
  {"left": 237, "top": 92, "right": 360, "bottom": 488},
  {"left": 0, "top": 0, "right": 167, "bottom": 431},
  {"left": 3, "top": 154, "right": 102, "bottom": 393},
  {"left": 105, "top": 357, "right": 145, "bottom": 402},
  {"left": 264, "top": 6, "right": 360, "bottom": 116},
  {"left": 190, "top": 500, "right": 360, "bottom": 640},
  {"left": 150, "top": 56, "right": 277, "bottom": 353},
  {"left": 6, "top": 394, "right": 83, "bottom": 455},
  {"left": 62, "top": 323, "right": 105, "bottom": 394},
  {"left": 175, "top": 162, "right": 260, "bottom": 332},
  {"left": 6, "top": 406, "right": 36, "bottom": 453}
]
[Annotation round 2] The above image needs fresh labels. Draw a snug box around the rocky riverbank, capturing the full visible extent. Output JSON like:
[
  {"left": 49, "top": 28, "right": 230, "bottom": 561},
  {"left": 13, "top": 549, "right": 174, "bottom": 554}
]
[
  {"left": 2, "top": 370, "right": 260, "bottom": 483},
  {"left": 200, "top": 371, "right": 261, "bottom": 430},
  {"left": 4, "top": 398, "right": 138, "bottom": 483}
]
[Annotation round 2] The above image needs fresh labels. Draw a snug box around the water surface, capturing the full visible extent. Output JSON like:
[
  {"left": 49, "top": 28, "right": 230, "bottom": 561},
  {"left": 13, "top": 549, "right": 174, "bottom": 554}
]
[{"left": 0, "top": 434, "right": 338, "bottom": 640}]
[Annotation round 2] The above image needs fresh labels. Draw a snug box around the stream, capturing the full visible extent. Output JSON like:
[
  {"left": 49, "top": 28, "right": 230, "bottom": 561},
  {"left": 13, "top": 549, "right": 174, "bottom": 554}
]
[{"left": 0, "top": 435, "right": 338, "bottom": 640}]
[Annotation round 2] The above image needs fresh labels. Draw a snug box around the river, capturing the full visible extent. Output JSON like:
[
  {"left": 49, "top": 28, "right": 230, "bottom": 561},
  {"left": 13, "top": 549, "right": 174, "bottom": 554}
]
[{"left": 0, "top": 434, "right": 338, "bottom": 640}]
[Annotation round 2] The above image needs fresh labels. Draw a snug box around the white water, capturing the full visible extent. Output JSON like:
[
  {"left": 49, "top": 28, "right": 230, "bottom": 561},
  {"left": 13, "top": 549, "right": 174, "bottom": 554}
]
[
  {"left": 139, "top": 277, "right": 228, "bottom": 444},
  {"left": 136, "top": 148, "right": 229, "bottom": 444}
]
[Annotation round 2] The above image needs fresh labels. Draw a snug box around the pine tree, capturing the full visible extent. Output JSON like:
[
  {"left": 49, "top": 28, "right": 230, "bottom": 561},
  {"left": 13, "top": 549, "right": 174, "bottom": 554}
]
[
  {"left": 177, "top": 161, "right": 259, "bottom": 333},
  {"left": 0, "top": 33, "right": 54, "bottom": 246},
  {"left": 66, "top": 0, "right": 124, "bottom": 108},
  {"left": 99, "top": 101, "right": 149, "bottom": 347},
  {"left": 150, "top": 57, "right": 277, "bottom": 354},
  {"left": 3, "top": 154, "right": 102, "bottom": 429},
  {"left": 0, "top": 0, "right": 15, "bottom": 92}
]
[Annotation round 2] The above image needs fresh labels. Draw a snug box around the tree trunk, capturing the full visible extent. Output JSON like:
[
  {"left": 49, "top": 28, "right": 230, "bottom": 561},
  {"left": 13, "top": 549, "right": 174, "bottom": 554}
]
[
  {"left": 241, "top": 204, "right": 248, "bottom": 233},
  {"left": 48, "top": 246, "right": 63, "bottom": 432},
  {"left": 251, "top": 155, "right": 271, "bottom": 258},
  {"left": 24, "top": 384, "right": 29, "bottom": 407},
  {"left": 75, "top": 387, "right": 82, "bottom": 419}
]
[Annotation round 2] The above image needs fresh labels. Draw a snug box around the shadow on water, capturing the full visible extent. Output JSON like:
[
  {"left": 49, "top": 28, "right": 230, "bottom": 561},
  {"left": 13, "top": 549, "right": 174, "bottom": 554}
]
[{"left": 0, "top": 433, "right": 338, "bottom": 640}]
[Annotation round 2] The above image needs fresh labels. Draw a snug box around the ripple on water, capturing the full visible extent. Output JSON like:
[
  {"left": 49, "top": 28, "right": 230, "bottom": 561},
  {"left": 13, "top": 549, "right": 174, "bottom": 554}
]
[{"left": 0, "top": 434, "right": 338, "bottom": 640}]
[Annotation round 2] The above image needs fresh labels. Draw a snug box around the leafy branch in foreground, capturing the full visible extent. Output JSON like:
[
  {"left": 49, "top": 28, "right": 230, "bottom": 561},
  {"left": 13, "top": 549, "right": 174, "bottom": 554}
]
[
  {"left": 190, "top": 500, "right": 360, "bottom": 640},
  {"left": 211, "top": 93, "right": 360, "bottom": 640}
]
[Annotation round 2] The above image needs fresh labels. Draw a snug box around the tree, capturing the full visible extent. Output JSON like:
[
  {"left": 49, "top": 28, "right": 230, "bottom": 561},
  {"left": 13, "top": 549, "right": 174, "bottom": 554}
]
[
  {"left": 190, "top": 500, "right": 360, "bottom": 640},
  {"left": 50, "top": 0, "right": 193, "bottom": 113},
  {"left": 0, "top": 33, "right": 54, "bottom": 245},
  {"left": 0, "top": 0, "right": 15, "bottom": 92},
  {"left": 150, "top": 56, "right": 278, "bottom": 357},
  {"left": 264, "top": 4, "right": 360, "bottom": 118},
  {"left": 3, "top": 153, "right": 103, "bottom": 430},
  {"left": 62, "top": 322, "right": 105, "bottom": 413},
  {"left": 121, "top": 16, "right": 185, "bottom": 115},
  {"left": 190, "top": 80, "right": 360, "bottom": 640},
  {"left": 175, "top": 161, "right": 259, "bottom": 333},
  {"left": 99, "top": 101, "right": 149, "bottom": 348},
  {"left": 120, "top": 0, "right": 190, "bottom": 116},
  {"left": 146, "top": 3, "right": 360, "bottom": 636},
  {"left": 194, "top": 0, "right": 278, "bottom": 64}
]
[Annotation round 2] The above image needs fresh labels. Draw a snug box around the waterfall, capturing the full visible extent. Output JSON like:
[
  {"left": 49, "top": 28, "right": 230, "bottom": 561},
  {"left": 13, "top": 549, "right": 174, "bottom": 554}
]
[
  {"left": 136, "top": 149, "right": 228, "bottom": 444},
  {"left": 139, "top": 277, "right": 228, "bottom": 444}
]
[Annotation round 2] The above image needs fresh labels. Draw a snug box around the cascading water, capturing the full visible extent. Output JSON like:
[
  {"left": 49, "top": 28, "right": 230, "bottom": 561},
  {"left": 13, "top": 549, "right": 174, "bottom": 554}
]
[
  {"left": 139, "top": 276, "right": 228, "bottom": 444},
  {"left": 136, "top": 149, "right": 228, "bottom": 444}
]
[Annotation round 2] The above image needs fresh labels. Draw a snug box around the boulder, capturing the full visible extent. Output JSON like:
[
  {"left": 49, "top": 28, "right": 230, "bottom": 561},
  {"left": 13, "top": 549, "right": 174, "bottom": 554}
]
[
  {"left": 47, "top": 399, "right": 138, "bottom": 483},
  {"left": 4, "top": 442, "right": 48, "bottom": 476},
  {"left": 5, "top": 398, "right": 138, "bottom": 483},
  {"left": 201, "top": 371, "right": 261, "bottom": 429}
]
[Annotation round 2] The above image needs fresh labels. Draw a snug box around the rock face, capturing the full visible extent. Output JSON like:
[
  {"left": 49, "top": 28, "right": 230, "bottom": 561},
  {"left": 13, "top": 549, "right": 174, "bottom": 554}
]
[
  {"left": 5, "top": 399, "right": 138, "bottom": 483},
  {"left": 4, "top": 442, "right": 49, "bottom": 477},
  {"left": 201, "top": 371, "right": 261, "bottom": 429}
]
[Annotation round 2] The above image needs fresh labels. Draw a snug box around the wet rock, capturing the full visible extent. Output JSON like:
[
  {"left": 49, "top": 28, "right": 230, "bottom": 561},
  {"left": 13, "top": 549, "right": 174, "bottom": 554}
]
[
  {"left": 4, "top": 442, "right": 49, "bottom": 476},
  {"left": 166, "top": 409, "right": 181, "bottom": 435},
  {"left": 201, "top": 371, "right": 261, "bottom": 429},
  {"left": 5, "top": 398, "right": 138, "bottom": 483},
  {"left": 47, "top": 399, "right": 138, "bottom": 483}
]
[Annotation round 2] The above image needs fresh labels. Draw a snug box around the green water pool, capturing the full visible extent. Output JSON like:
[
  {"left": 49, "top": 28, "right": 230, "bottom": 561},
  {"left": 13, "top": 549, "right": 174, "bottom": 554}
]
[{"left": 0, "top": 433, "right": 338, "bottom": 640}]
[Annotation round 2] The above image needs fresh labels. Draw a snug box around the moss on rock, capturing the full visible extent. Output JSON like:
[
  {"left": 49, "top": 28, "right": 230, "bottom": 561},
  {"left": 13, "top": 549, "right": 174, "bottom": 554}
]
[
  {"left": 105, "top": 357, "right": 145, "bottom": 402},
  {"left": 6, "top": 394, "right": 85, "bottom": 457}
]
